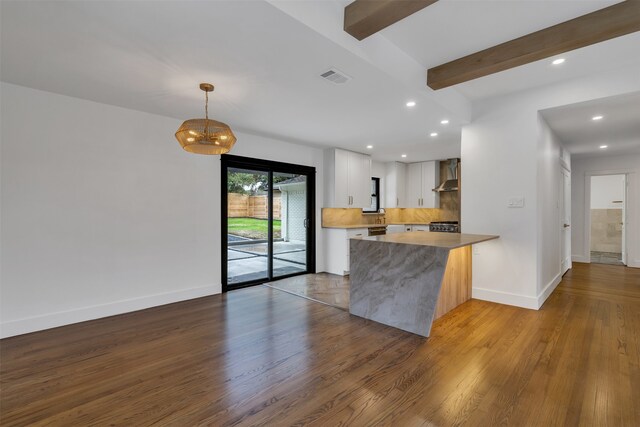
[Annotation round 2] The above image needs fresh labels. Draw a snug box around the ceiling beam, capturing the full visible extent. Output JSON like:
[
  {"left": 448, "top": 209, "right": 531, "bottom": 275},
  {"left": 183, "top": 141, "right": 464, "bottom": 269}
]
[
  {"left": 344, "top": 0, "right": 438, "bottom": 41},
  {"left": 427, "top": 1, "right": 640, "bottom": 90}
]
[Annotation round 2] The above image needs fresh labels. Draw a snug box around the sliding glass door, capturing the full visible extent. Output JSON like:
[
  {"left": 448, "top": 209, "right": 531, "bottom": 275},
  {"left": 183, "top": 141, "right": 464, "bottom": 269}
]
[{"left": 222, "top": 155, "right": 315, "bottom": 290}]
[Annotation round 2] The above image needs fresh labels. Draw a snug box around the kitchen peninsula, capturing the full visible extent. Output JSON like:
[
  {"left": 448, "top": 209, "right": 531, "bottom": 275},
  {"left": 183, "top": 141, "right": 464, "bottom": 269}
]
[{"left": 350, "top": 232, "right": 498, "bottom": 337}]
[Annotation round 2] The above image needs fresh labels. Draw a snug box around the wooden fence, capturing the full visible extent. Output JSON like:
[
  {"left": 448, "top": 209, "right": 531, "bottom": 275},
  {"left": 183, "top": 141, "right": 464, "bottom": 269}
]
[{"left": 228, "top": 193, "right": 281, "bottom": 219}]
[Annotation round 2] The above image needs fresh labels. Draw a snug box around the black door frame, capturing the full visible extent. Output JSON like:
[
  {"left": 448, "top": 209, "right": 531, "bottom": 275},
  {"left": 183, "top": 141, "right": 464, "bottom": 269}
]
[{"left": 221, "top": 154, "right": 316, "bottom": 292}]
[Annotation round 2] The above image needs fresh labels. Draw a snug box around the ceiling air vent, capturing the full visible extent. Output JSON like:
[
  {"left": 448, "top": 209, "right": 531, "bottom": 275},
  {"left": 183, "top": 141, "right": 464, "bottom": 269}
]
[{"left": 320, "top": 68, "right": 352, "bottom": 84}]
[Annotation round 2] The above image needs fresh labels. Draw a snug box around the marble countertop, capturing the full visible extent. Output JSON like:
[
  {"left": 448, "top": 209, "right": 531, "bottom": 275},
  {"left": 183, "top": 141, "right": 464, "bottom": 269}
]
[{"left": 356, "top": 231, "right": 499, "bottom": 249}]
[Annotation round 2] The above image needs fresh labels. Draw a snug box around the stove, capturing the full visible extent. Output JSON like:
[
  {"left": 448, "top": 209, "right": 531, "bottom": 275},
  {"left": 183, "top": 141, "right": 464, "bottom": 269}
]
[{"left": 429, "top": 221, "right": 460, "bottom": 233}]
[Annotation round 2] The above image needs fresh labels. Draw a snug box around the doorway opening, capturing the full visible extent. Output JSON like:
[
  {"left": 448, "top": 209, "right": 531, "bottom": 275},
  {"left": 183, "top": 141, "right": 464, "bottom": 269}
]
[
  {"left": 221, "top": 155, "right": 315, "bottom": 291},
  {"left": 589, "top": 174, "right": 626, "bottom": 266}
]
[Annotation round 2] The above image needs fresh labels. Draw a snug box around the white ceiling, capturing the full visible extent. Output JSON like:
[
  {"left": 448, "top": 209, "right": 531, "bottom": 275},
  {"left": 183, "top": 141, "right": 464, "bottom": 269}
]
[
  {"left": 1, "top": 0, "right": 639, "bottom": 162},
  {"left": 540, "top": 91, "right": 640, "bottom": 158},
  {"left": 0, "top": 0, "right": 461, "bottom": 162},
  {"left": 379, "top": 0, "right": 640, "bottom": 101}
]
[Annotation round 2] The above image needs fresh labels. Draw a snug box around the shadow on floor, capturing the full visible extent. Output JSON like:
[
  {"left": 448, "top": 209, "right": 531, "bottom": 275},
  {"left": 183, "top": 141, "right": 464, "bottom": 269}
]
[{"left": 590, "top": 251, "right": 624, "bottom": 266}]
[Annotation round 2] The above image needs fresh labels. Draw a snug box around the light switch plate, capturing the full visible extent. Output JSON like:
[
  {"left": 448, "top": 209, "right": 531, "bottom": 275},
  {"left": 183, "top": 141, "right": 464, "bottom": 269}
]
[{"left": 508, "top": 197, "right": 525, "bottom": 208}]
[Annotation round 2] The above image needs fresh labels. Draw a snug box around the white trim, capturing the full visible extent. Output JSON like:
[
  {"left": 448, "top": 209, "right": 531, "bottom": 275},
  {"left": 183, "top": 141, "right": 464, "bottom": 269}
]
[
  {"left": 472, "top": 287, "right": 539, "bottom": 310},
  {"left": 0, "top": 284, "right": 220, "bottom": 339},
  {"left": 627, "top": 259, "right": 640, "bottom": 269},
  {"left": 537, "top": 272, "right": 562, "bottom": 308},
  {"left": 572, "top": 255, "right": 589, "bottom": 263}
]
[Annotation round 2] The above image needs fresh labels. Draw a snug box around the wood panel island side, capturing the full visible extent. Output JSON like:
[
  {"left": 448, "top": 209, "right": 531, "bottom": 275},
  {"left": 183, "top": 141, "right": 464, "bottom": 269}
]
[{"left": 349, "top": 232, "right": 499, "bottom": 337}]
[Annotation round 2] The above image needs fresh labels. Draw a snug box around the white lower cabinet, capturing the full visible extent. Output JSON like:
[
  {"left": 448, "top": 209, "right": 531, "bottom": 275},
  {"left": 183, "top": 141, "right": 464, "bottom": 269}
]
[
  {"left": 325, "top": 228, "right": 367, "bottom": 275},
  {"left": 387, "top": 224, "right": 430, "bottom": 233},
  {"left": 387, "top": 225, "right": 407, "bottom": 234}
]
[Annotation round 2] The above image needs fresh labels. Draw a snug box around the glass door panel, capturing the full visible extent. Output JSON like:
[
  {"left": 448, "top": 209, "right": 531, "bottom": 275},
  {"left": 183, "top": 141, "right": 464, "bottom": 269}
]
[
  {"left": 222, "top": 155, "right": 315, "bottom": 290},
  {"left": 272, "top": 172, "right": 307, "bottom": 279},
  {"left": 226, "top": 167, "right": 270, "bottom": 285}
]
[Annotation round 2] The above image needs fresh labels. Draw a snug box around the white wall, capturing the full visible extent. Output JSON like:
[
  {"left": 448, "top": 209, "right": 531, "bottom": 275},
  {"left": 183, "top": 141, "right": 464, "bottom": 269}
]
[
  {"left": 462, "top": 95, "right": 540, "bottom": 309},
  {"left": 0, "top": 83, "right": 324, "bottom": 337},
  {"left": 462, "top": 64, "right": 639, "bottom": 309},
  {"left": 572, "top": 155, "right": 639, "bottom": 266},
  {"left": 591, "top": 174, "right": 625, "bottom": 209}
]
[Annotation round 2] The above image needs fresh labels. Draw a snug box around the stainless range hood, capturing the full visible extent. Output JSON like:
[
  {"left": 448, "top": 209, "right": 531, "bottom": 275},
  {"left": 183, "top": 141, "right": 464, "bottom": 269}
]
[{"left": 433, "top": 158, "right": 459, "bottom": 192}]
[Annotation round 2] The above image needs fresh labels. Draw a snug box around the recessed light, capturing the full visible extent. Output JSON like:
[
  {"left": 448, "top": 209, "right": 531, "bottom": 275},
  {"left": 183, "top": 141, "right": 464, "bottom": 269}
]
[
  {"left": 401, "top": 154, "right": 407, "bottom": 158},
  {"left": 600, "top": 145, "right": 608, "bottom": 149},
  {"left": 430, "top": 132, "right": 438, "bottom": 137},
  {"left": 440, "top": 119, "right": 449, "bottom": 125},
  {"left": 366, "top": 145, "right": 373, "bottom": 149},
  {"left": 552, "top": 58, "right": 565, "bottom": 65},
  {"left": 592, "top": 115, "right": 603, "bottom": 121},
  {"left": 406, "top": 101, "right": 416, "bottom": 107}
]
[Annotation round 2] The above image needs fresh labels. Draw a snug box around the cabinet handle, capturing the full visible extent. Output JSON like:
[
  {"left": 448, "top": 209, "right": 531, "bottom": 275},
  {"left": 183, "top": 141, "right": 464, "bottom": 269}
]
[{"left": 396, "top": 197, "right": 399, "bottom": 207}]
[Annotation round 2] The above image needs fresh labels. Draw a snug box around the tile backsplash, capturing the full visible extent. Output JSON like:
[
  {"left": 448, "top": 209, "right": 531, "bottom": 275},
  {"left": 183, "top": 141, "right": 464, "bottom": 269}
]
[
  {"left": 590, "top": 209, "right": 622, "bottom": 252},
  {"left": 322, "top": 207, "right": 454, "bottom": 227}
]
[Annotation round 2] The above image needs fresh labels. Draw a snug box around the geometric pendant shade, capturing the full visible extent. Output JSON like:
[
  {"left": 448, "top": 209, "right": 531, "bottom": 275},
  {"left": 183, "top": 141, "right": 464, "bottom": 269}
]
[{"left": 175, "top": 83, "right": 237, "bottom": 155}]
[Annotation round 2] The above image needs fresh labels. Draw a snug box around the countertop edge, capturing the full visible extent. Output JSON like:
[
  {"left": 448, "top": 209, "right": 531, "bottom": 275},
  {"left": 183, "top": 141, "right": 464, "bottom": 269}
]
[{"left": 353, "top": 233, "right": 499, "bottom": 249}]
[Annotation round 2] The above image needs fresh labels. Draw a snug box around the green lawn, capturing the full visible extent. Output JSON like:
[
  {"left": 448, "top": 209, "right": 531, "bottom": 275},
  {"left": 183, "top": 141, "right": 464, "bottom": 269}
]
[{"left": 228, "top": 218, "right": 281, "bottom": 239}]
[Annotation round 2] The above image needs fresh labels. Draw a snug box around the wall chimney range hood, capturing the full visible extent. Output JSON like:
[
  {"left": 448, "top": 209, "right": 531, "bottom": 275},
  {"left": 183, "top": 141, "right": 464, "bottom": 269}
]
[{"left": 433, "top": 158, "right": 459, "bottom": 192}]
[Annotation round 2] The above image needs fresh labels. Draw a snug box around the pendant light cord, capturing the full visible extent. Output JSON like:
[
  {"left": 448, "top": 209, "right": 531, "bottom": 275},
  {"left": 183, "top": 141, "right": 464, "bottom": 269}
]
[{"left": 204, "top": 90, "right": 209, "bottom": 136}]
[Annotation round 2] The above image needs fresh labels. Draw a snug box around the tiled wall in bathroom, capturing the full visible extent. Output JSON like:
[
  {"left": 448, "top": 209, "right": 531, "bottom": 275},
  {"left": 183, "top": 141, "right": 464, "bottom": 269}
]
[{"left": 590, "top": 209, "right": 622, "bottom": 253}]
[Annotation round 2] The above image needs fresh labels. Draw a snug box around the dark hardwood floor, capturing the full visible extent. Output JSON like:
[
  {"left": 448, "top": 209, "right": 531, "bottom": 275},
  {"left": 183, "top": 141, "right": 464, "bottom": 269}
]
[{"left": 1, "top": 263, "right": 639, "bottom": 425}]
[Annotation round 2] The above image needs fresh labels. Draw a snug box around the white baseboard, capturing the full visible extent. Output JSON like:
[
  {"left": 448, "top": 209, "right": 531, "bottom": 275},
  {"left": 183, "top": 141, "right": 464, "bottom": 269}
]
[
  {"left": 572, "top": 254, "right": 589, "bottom": 263},
  {"left": 537, "top": 272, "right": 562, "bottom": 308},
  {"left": 0, "top": 284, "right": 220, "bottom": 339},
  {"left": 472, "top": 287, "right": 538, "bottom": 310}
]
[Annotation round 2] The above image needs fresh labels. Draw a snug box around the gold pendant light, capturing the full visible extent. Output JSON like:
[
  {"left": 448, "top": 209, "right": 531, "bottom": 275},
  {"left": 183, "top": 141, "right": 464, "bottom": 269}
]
[{"left": 175, "top": 83, "right": 237, "bottom": 155}]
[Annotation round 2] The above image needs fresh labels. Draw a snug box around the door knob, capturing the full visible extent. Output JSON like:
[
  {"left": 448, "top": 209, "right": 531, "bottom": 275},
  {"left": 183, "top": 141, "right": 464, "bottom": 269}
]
[{"left": 563, "top": 224, "right": 570, "bottom": 228}]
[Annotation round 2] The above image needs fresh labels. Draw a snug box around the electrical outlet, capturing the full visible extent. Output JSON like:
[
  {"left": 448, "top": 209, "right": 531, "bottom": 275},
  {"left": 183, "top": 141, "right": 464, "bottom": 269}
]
[
  {"left": 508, "top": 197, "right": 525, "bottom": 208},
  {"left": 473, "top": 245, "right": 480, "bottom": 255}
]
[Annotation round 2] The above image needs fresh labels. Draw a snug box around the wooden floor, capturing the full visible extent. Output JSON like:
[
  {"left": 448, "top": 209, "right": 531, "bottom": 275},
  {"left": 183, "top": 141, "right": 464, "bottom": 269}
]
[{"left": 1, "top": 263, "right": 639, "bottom": 426}]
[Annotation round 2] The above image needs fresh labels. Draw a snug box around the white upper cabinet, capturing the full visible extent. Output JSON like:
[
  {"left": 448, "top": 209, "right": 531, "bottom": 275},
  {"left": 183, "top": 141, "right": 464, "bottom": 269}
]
[
  {"left": 324, "top": 148, "right": 372, "bottom": 208},
  {"left": 405, "top": 161, "right": 439, "bottom": 208},
  {"left": 384, "top": 162, "right": 406, "bottom": 208},
  {"left": 349, "top": 151, "right": 372, "bottom": 208}
]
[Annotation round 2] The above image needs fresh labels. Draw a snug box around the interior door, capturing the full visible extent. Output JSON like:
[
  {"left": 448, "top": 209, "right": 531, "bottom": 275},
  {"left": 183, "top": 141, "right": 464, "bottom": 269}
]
[
  {"left": 561, "top": 168, "right": 572, "bottom": 275},
  {"left": 621, "top": 174, "right": 627, "bottom": 265}
]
